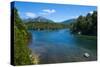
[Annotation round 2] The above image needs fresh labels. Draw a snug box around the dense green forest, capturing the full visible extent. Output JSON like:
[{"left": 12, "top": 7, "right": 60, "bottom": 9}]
[
  {"left": 25, "top": 22, "right": 69, "bottom": 30},
  {"left": 13, "top": 8, "right": 39, "bottom": 65},
  {"left": 70, "top": 11, "right": 97, "bottom": 36}
]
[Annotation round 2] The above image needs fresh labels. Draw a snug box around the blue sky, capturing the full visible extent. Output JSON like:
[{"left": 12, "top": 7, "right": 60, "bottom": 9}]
[{"left": 14, "top": 1, "right": 97, "bottom": 22}]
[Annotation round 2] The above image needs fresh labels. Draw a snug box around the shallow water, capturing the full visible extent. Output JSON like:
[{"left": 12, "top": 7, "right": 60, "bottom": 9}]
[{"left": 28, "top": 29, "right": 97, "bottom": 64}]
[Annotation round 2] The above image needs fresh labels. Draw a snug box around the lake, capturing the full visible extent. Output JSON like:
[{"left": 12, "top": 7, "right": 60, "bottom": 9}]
[{"left": 28, "top": 29, "right": 97, "bottom": 64}]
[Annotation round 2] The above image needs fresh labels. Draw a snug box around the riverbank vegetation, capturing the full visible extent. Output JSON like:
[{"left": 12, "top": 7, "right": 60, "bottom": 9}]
[
  {"left": 13, "top": 8, "right": 39, "bottom": 65},
  {"left": 70, "top": 11, "right": 97, "bottom": 36}
]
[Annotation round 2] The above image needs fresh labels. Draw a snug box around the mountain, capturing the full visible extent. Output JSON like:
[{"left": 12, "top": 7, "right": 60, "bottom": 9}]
[
  {"left": 62, "top": 19, "right": 76, "bottom": 24},
  {"left": 23, "top": 16, "right": 54, "bottom": 23}
]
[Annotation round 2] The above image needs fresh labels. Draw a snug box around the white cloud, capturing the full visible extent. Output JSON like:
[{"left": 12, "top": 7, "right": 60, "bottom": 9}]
[
  {"left": 42, "top": 9, "right": 56, "bottom": 14},
  {"left": 39, "top": 12, "right": 47, "bottom": 15},
  {"left": 74, "top": 15, "right": 79, "bottom": 18},
  {"left": 25, "top": 12, "right": 36, "bottom": 18},
  {"left": 39, "top": 9, "right": 56, "bottom": 15},
  {"left": 89, "top": 11, "right": 93, "bottom": 14}
]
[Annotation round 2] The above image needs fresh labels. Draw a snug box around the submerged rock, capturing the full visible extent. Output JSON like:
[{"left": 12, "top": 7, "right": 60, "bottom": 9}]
[
  {"left": 30, "top": 53, "right": 40, "bottom": 64},
  {"left": 78, "top": 31, "right": 81, "bottom": 35},
  {"left": 84, "top": 53, "right": 90, "bottom": 58}
]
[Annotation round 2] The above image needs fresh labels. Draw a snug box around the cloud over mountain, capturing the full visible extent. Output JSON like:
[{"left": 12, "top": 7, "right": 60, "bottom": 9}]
[
  {"left": 25, "top": 12, "right": 37, "bottom": 18},
  {"left": 39, "top": 9, "right": 56, "bottom": 15}
]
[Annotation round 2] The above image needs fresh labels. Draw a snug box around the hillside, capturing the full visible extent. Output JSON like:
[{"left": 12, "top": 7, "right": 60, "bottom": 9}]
[
  {"left": 12, "top": 8, "right": 39, "bottom": 65},
  {"left": 62, "top": 19, "right": 76, "bottom": 24},
  {"left": 23, "top": 16, "right": 54, "bottom": 23},
  {"left": 71, "top": 11, "right": 97, "bottom": 36},
  {"left": 23, "top": 16, "right": 69, "bottom": 30}
]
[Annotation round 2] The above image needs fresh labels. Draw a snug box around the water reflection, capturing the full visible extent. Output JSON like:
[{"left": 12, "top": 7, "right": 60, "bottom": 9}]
[{"left": 29, "top": 29, "right": 97, "bottom": 64}]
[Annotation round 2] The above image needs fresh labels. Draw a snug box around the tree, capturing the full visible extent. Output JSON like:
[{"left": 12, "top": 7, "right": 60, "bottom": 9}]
[
  {"left": 13, "top": 8, "right": 32, "bottom": 65},
  {"left": 71, "top": 11, "right": 97, "bottom": 36}
]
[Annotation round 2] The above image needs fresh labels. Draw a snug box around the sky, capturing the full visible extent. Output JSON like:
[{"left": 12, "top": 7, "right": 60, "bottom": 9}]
[{"left": 14, "top": 1, "right": 97, "bottom": 22}]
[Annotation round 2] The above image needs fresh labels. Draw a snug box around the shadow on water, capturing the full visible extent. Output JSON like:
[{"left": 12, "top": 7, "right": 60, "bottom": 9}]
[
  {"left": 73, "top": 35, "right": 97, "bottom": 52},
  {"left": 28, "top": 29, "right": 97, "bottom": 64}
]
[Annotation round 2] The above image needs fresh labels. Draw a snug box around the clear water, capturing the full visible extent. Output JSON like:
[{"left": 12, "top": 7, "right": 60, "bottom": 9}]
[{"left": 28, "top": 29, "right": 97, "bottom": 64}]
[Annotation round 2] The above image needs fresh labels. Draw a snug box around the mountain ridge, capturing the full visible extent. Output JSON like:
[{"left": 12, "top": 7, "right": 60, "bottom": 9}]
[
  {"left": 23, "top": 16, "right": 76, "bottom": 24},
  {"left": 23, "top": 16, "right": 54, "bottom": 23},
  {"left": 62, "top": 19, "right": 76, "bottom": 24}
]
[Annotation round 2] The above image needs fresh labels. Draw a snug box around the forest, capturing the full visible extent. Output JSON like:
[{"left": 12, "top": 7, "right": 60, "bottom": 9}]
[
  {"left": 13, "top": 8, "right": 38, "bottom": 65},
  {"left": 25, "top": 22, "right": 69, "bottom": 30},
  {"left": 70, "top": 11, "right": 97, "bottom": 36}
]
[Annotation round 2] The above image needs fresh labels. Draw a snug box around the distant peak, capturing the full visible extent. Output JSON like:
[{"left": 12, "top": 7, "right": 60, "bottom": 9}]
[
  {"left": 35, "top": 16, "right": 46, "bottom": 19},
  {"left": 23, "top": 16, "right": 54, "bottom": 23}
]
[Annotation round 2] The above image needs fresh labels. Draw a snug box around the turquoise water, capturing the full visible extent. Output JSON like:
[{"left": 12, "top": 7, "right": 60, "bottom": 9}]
[{"left": 29, "top": 29, "right": 97, "bottom": 64}]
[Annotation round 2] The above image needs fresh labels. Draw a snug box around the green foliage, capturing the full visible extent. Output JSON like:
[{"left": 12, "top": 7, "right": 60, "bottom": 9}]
[
  {"left": 25, "top": 22, "right": 68, "bottom": 30},
  {"left": 13, "top": 8, "right": 33, "bottom": 65},
  {"left": 71, "top": 11, "right": 97, "bottom": 36}
]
